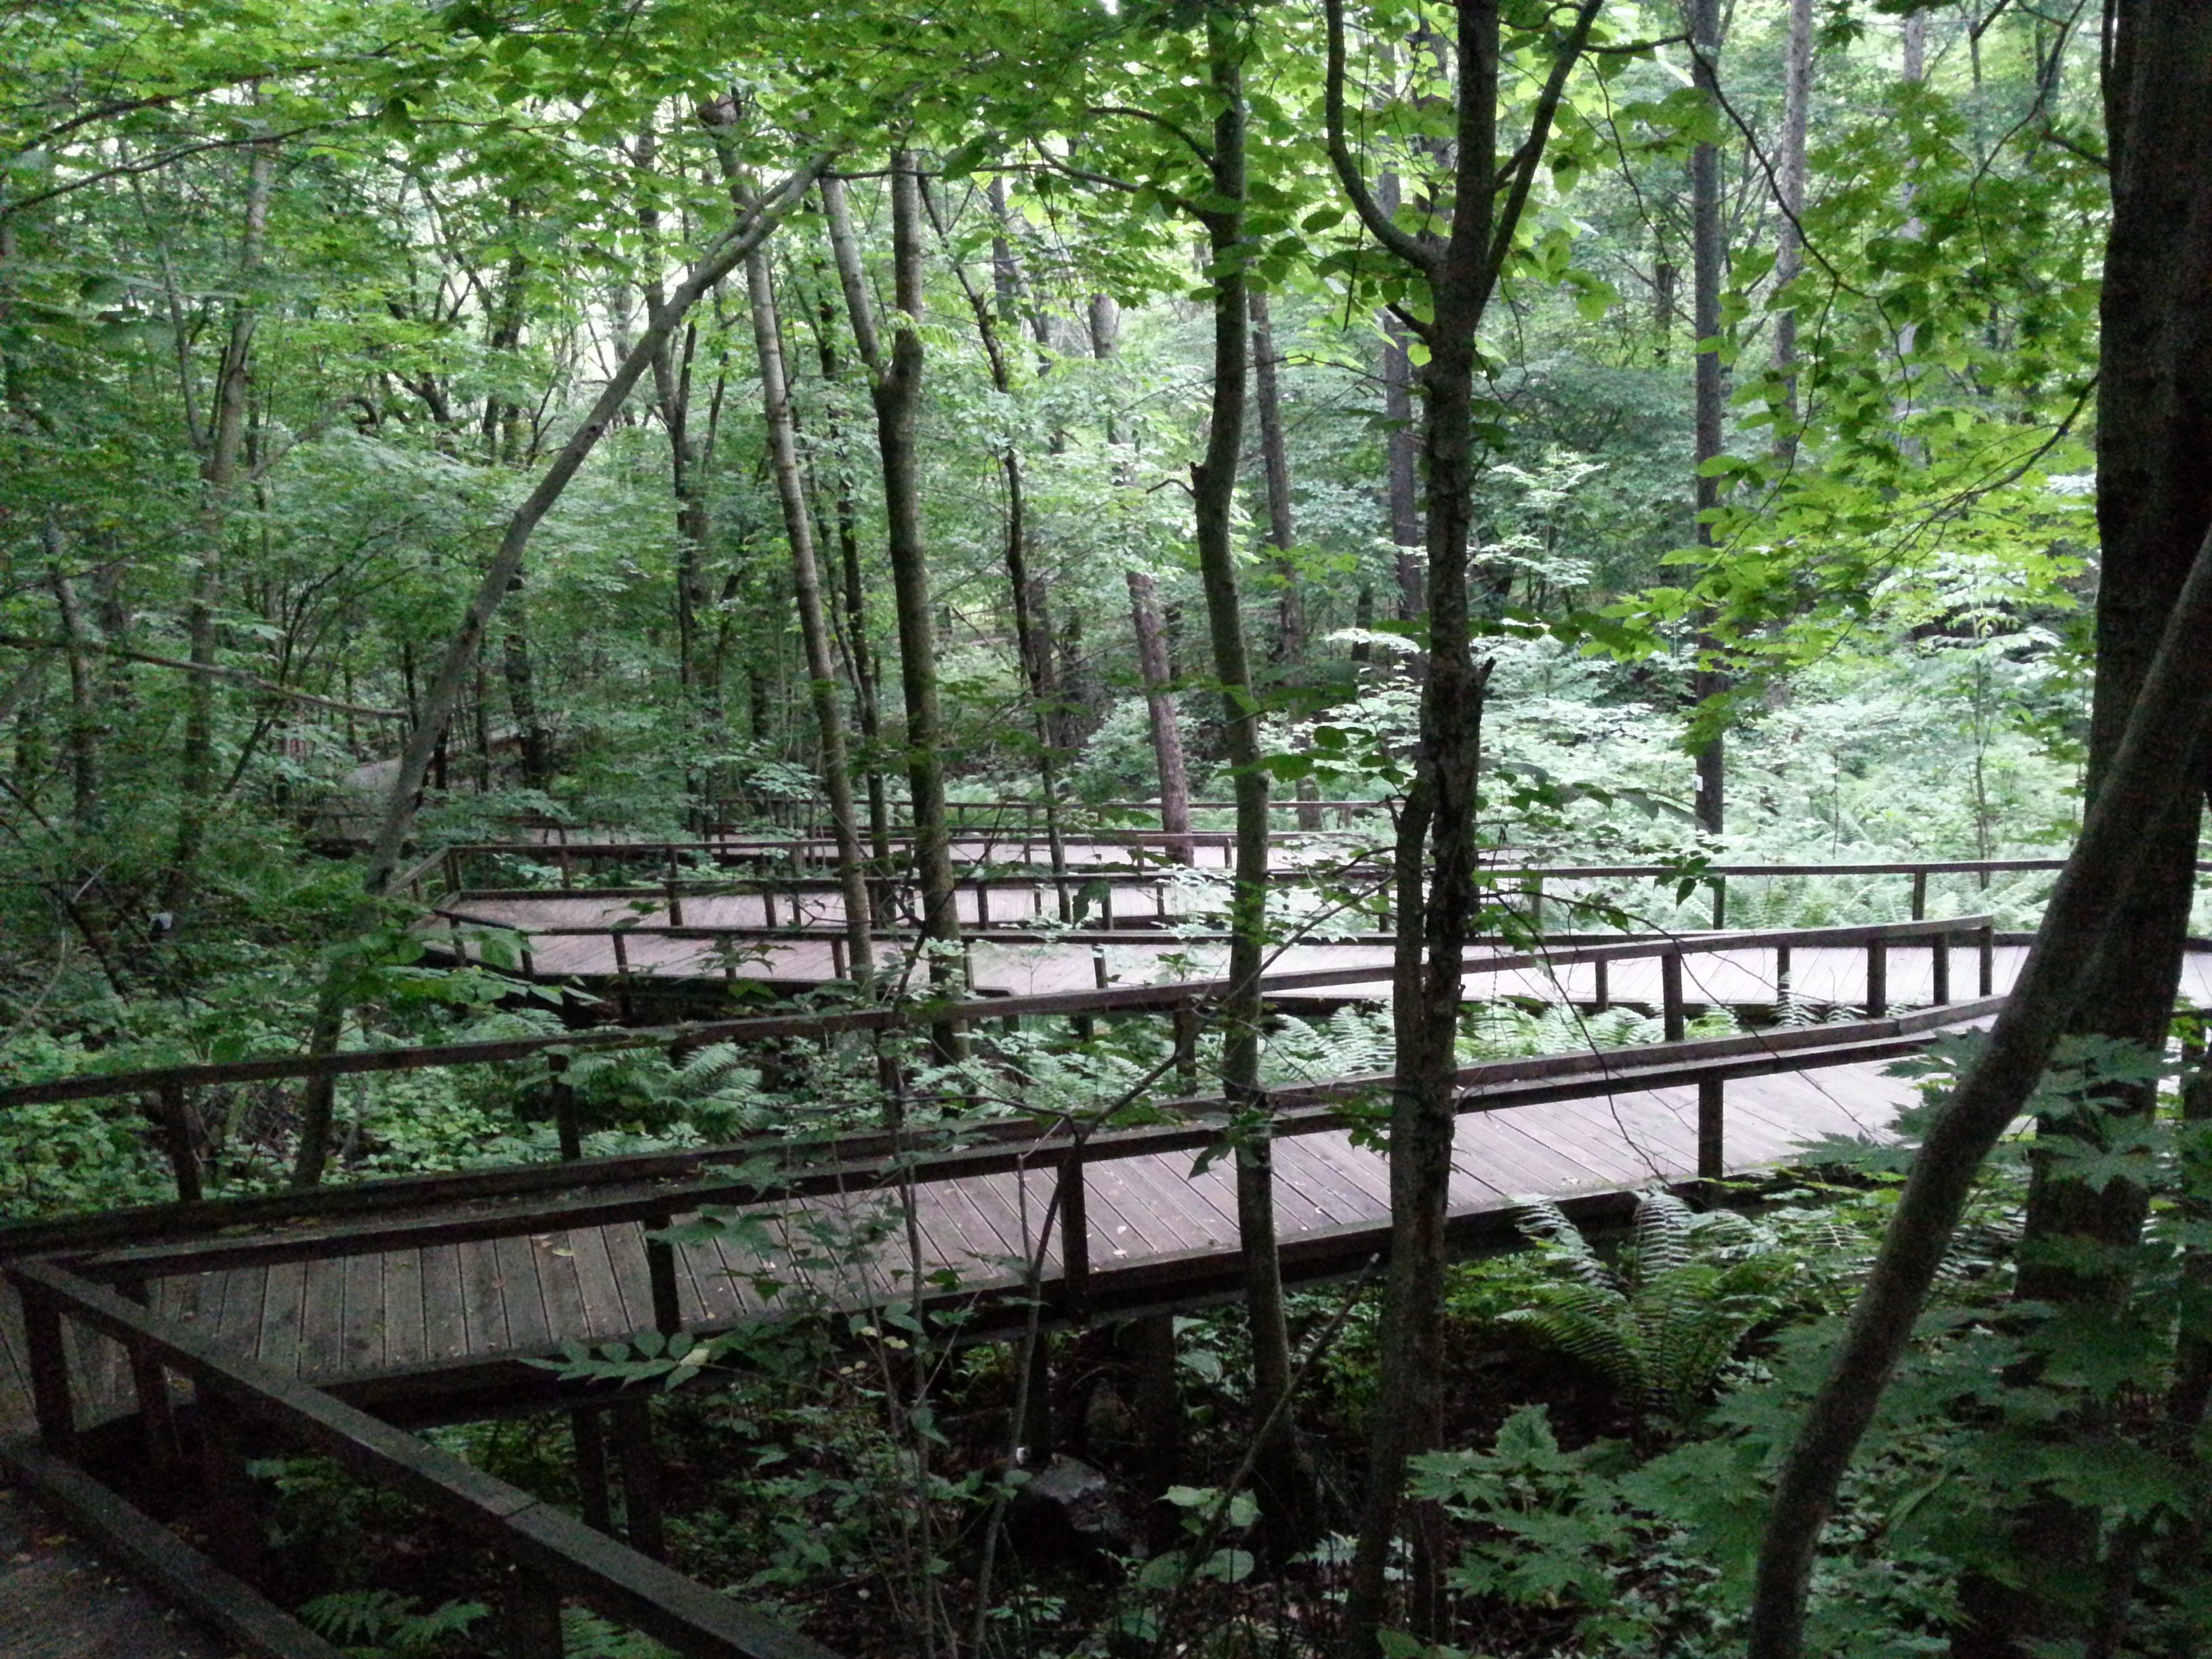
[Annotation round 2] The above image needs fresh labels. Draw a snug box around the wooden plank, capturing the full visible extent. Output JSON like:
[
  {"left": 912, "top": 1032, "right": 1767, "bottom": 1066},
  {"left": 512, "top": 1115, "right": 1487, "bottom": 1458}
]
[
  {"left": 456, "top": 1240, "right": 512, "bottom": 1357},
  {"left": 567, "top": 1225, "right": 637, "bottom": 1339},
  {"left": 298, "top": 1254, "right": 350, "bottom": 1379},
  {"left": 211, "top": 1265, "right": 265, "bottom": 1362},
  {"left": 256, "top": 1261, "right": 308, "bottom": 1378},
  {"left": 339, "top": 1252, "right": 386, "bottom": 1376},
  {"left": 382, "top": 1249, "right": 426, "bottom": 1370},
  {"left": 530, "top": 1233, "right": 590, "bottom": 1350},
  {"left": 419, "top": 1245, "right": 469, "bottom": 1364},
  {"left": 494, "top": 1234, "right": 554, "bottom": 1355}
]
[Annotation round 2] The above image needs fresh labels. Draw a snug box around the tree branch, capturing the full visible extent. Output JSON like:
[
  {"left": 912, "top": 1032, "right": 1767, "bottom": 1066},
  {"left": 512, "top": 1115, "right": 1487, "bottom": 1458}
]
[
  {"left": 0, "top": 634, "right": 407, "bottom": 718},
  {"left": 1323, "top": 0, "right": 1436, "bottom": 273}
]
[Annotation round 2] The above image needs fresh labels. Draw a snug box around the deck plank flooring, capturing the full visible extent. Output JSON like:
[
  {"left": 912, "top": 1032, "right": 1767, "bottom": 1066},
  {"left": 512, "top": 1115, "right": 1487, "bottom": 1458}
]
[{"left": 0, "top": 1042, "right": 1996, "bottom": 1438}]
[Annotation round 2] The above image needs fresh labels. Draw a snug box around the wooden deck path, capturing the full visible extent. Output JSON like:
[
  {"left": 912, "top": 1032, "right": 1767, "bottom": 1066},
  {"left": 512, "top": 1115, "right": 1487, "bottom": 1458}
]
[
  {"left": 0, "top": 1031, "right": 1938, "bottom": 1442},
  {"left": 0, "top": 1482, "right": 242, "bottom": 1658}
]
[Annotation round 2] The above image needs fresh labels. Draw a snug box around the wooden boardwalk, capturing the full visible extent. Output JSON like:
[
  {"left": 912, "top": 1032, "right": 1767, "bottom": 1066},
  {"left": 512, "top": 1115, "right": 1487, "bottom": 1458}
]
[
  {"left": 0, "top": 1034, "right": 1932, "bottom": 1441},
  {"left": 0, "top": 1483, "right": 241, "bottom": 1658}
]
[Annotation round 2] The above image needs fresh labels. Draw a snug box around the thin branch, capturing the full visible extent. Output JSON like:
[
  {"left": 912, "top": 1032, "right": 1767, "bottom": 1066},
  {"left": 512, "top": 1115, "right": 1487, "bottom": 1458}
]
[
  {"left": 1488, "top": 0, "right": 1610, "bottom": 279},
  {"left": 1323, "top": 0, "right": 1436, "bottom": 273}
]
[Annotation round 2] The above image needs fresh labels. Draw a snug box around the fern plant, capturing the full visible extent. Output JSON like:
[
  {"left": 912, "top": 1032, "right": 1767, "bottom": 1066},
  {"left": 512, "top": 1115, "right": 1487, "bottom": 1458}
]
[{"left": 1503, "top": 1193, "right": 1795, "bottom": 1431}]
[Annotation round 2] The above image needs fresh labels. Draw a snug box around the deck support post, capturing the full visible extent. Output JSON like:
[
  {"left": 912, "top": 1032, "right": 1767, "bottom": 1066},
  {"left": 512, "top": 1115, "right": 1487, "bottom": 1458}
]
[
  {"left": 1932, "top": 930, "right": 1951, "bottom": 1005},
  {"left": 830, "top": 935, "right": 848, "bottom": 981},
  {"left": 550, "top": 1057, "right": 581, "bottom": 1162},
  {"left": 1019, "top": 1333, "right": 1054, "bottom": 1460},
  {"left": 1591, "top": 958, "right": 1610, "bottom": 1013},
  {"left": 1711, "top": 876, "right": 1726, "bottom": 930},
  {"left": 571, "top": 1406, "right": 613, "bottom": 1535},
  {"left": 194, "top": 1391, "right": 266, "bottom": 1586},
  {"left": 117, "top": 1278, "right": 180, "bottom": 1473},
  {"left": 1978, "top": 923, "right": 1995, "bottom": 997},
  {"left": 1697, "top": 1075, "right": 1725, "bottom": 1183},
  {"left": 1910, "top": 869, "right": 1928, "bottom": 920},
  {"left": 1866, "top": 938, "right": 1888, "bottom": 1017},
  {"left": 643, "top": 1212, "right": 682, "bottom": 1336},
  {"left": 19, "top": 1283, "right": 75, "bottom": 1456},
  {"left": 1058, "top": 1150, "right": 1091, "bottom": 1324},
  {"left": 1172, "top": 1006, "right": 1200, "bottom": 1094},
  {"left": 1125, "top": 1313, "right": 1181, "bottom": 1507},
  {"left": 610, "top": 930, "right": 634, "bottom": 1024},
  {"left": 503, "top": 1563, "right": 565, "bottom": 1659},
  {"left": 1662, "top": 951, "right": 1686, "bottom": 1042},
  {"left": 1775, "top": 943, "right": 1793, "bottom": 1008},
  {"left": 611, "top": 1397, "right": 667, "bottom": 1561}
]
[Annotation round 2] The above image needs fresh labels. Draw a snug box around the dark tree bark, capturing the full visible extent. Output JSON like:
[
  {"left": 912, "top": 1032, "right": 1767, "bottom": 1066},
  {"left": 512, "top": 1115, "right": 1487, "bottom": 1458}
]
[
  {"left": 1378, "top": 169, "right": 1426, "bottom": 628},
  {"left": 1325, "top": 0, "right": 1605, "bottom": 1645},
  {"left": 1749, "top": 7, "right": 2212, "bottom": 1650},
  {"left": 42, "top": 526, "right": 99, "bottom": 835},
  {"left": 1189, "top": 9, "right": 1311, "bottom": 1558},
  {"left": 1688, "top": 0, "right": 1727, "bottom": 836},
  {"left": 743, "top": 239, "right": 875, "bottom": 979},
  {"left": 1126, "top": 571, "right": 1194, "bottom": 864}
]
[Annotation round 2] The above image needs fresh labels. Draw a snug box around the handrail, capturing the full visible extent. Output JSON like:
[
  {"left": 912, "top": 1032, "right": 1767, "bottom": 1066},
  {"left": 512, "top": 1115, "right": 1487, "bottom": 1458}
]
[
  {"left": 3, "top": 916, "right": 1990, "bottom": 1110},
  {"left": 67, "top": 996, "right": 1996, "bottom": 1285},
  {"left": 7, "top": 1261, "right": 841, "bottom": 1659}
]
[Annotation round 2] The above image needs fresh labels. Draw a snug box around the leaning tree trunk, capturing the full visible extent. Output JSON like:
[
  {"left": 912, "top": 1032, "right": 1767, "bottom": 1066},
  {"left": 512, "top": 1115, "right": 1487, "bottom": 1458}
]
[
  {"left": 1324, "top": 0, "right": 1607, "bottom": 1645},
  {"left": 1190, "top": 9, "right": 1312, "bottom": 1561},
  {"left": 289, "top": 152, "right": 836, "bottom": 1187},
  {"left": 1688, "top": 0, "right": 1727, "bottom": 838},
  {"left": 744, "top": 239, "right": 875, "bottom": 980},
  {"left": 1126, "top": 571, "right": 1194, "bottom": 865}
]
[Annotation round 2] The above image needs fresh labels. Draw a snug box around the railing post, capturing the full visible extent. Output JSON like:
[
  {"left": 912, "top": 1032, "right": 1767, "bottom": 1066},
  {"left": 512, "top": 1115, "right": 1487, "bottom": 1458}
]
[
  {"left": 550, "top": 1055, "right": 581, "bottom": 1162},
  {"left": 1910, "top": 869, "right": 1928, "bottom": 920},
  {"left": 664, "top": 865, "right": 684, "bottom": 928},
  {"left": 611, "top": 1397, "right": 667, "bottom": 1562},
  {"left": 1058, "top": 1149, "right": 1091, "bottom": 1323},
  {"left": 762, "top": 884, "right": 778, "bottom": 929},
  {"left": 117, "top": 1278, "right": 180, "bottom": 1470},
  {"left": 1866, "top": 937, "right": 1888, "bottom": 1017},
  {"left": 503, "top": 1565, "right": 564, "bottom": 1658},
  {"left": 611, "top": 930, "right": 634, "bottom": 1025},
  {"left": 643, "top": 1211, "right": 682, "bottom": 1336},
  {"left": 977, "top": 882, "right": 991, "bottom": 930},
  {"left": 1711, "top": 877, "right": 1726, "bottom": 930},
  {"left": 1523, "top": 873, "right": 1544, "bottom": 936},
  {"left": 1697, "top": 1074, "right": 1725, "bottom": 1181},
  {"left": 571, "top": 1405, "right": 613, "bottom": 1534},
  {"left": 195, "top": 1389, "right": 266, "bottom": 1586},
  {"left": 1775, "top": 943, "right": 1793, "bottom": 1007},
  {"left": 1592, "top": 956, "right": 1610, "bottom": 1013},
  {"left": 1662, "top": 951, "right": 1685, "bottom": 1042},
  {"left": 1172, "top": 1005, "right": 1200, "bottom": 1094},
  {"left": 155, "top": 1080, "right": 201, "bottom": 1202},
  {"left": 18, "top": 1282, "right": 75, "bottom": 1456},
  {"left": 1932, "top": 928, "right": 1951, "bottom": 1005},
  {"left": 1979, "top": 923, "right": 1996, "bottom": 998},
  {"left": 830, "top": 935, "right": 848, "bottom": 981},
  {"left": 1092, "top": 945, "right": 1109, "bottom": 990}
]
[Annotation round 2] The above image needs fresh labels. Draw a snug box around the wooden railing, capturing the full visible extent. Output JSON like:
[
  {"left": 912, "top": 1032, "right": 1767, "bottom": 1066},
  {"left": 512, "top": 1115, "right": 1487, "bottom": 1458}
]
[
  {"left": 3, "top": 917, "right": 1994, "bottom": 1216},
  {"left": 7, "top": 1258, "right": 841, "bottom": 1659}
]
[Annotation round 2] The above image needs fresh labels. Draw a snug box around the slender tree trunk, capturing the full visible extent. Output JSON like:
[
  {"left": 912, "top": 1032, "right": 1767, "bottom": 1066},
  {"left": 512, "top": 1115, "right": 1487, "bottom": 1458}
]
[
  {"left": 1248, "top": 289, "right": 1303, "bottom": 664},
  {"left": 501, "top": 594, "right": 552, "bottom": 790},
  {"left": 1772, "top": 0, "right": 1812, "bottom": 450},
  {"left": 169, "top": 131, "right": 274, "bottom": 911},
  {"left": 1378, "top": 171, "right": 1425, "bottom": 630},
  {"left": 1325, "top": 0, "right": 1605, "bottom": 1644},
  {"left": 1190, "top": 11, "right": 1311, "bottom": 1560},
  {"left": 823, "top": 161, "right": 964, "bottom": 1038},
  {"left": 743, "top": 241, "right": 874, "bottom": 979},
  {"left": 1126, "top": 571, "right": 1193, "bottom": 863},
  {"left": 43, "top": 526, "right": 99, "bottom": 834},
  {"left": 1688, "top": 0, "right": 1727, "bottom": 836}
]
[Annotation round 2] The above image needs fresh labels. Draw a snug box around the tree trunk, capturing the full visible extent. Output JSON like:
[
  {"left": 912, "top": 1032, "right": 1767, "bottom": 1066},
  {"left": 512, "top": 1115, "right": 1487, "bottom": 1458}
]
[
  {"left": 1248, "top": 289, "right": 1303, "bottom": 664},
  {"left": 169, "top": 131, "right": 274, "bottom": 912},
  {"left": 1191, "top": 11, "right": 1312, "bottom": 1561},
  {"left": 1772, "top": 0, "right": 1812, "bottom": 450},
  {"left": 1950, "top": 9, "right": 2212, "bottom": 1652},
  {"left": 1378, "top": 171, "right": 1425, "bottom": 629},
  {"left": 743, "top": 239, "right": 875, "bottom": 979},
  {"left": 43, "top": 526, "right": 99, "bottom": 835},
  {"left": 823, "top": 161, "right": 964, "bottom": 1040},
  {"left": 1126, "top": 571, "right": 1193, "bottom": 864},
  {"left": 1689, "top": 0, "right": 1727, "bottom": 837},
  {"left": 1324, "top": 0, "right": 1606, "bottom": 1644},
  {"left": 501, "top": 594, "right": 552, "bottom": 790}
]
